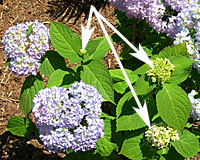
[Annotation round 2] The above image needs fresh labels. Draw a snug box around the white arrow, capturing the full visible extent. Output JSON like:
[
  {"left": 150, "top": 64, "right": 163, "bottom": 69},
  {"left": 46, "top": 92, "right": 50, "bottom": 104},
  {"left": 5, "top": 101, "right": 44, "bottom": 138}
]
[
  {"left": 130, "top": 44, "right": 154, "bottom": 68},
  {"left": 81, "top": 6, "right": 95, "bottom": 51},
  {"left": 88, "top": 6, "right": 153, "bottom": 67},
  {"left": 82, "top": 6, "right": 151, "bottom": 128},
  {"left": 133, "top": 102, "right": 150, "bottom": 128}
]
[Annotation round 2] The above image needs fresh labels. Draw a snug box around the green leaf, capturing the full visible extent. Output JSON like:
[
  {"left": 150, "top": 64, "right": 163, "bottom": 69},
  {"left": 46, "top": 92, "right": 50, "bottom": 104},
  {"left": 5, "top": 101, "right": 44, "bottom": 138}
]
[
  {"left": 111, "top": 120, "right": 123, "bottom": 148},
  {"left": 103, "top": 118, "right": 112, "bottom": 141},
  {"left": 50, "top": 21, "right": 82, "bottom": 64},
  {"left": 159, "top": 42, "right": 189, "bottom": 58},
  {"left": 143, "top": 47, "right": 153, "bottom": 57},
  {"left": 46, "top": 69, "right": 69, "bottom": 88},
  {"left": 157, "top": 147, "right": 170, "bottom": 156},
  {"left": 134, "top": 75, "right": 156, "bottom": 95},
  {"left": 7, "top": 116, "right": 34, "bottom": 137},
  {"left": 109, "top": 69, "right": 139, "bottom": 94},
  {"left": 113, "top": 81, "right": 129, "bottom": 94},
  {"left": 95, "top": 138, "right": 118, "bottom": 157},
  {"left": 20, "top": 74, "right": 44, "bottom": 116},
  {"left": 171, "top": 130, "right": 199, "bottom": 158},
  {"left": 159, "top": 156, "right": 166, "bottom": 160},
  {"left": 95, "top": 118, "right": 117, "bottom": 156},
  {"left": 81, "top": 60, "right": 114, "bottom": 104},
  {"left": 132, "top": 64, "right": 150, "bottom": 75},
  {"left": 120, "top": 44, "right": 133, "bottom": 60},
  {"left": 141, "top": 33, "right": 173, "bottom": 55},
  {"left": 26, "top": 24, "right": 33, "bottom": 36},
  {"left": 116, "top": 91, "right": 133, "bottom": 118},
  {"left": 156, "top": 84, "right": 191, "bottom": 130},
  {"left": 109, "top": 69, "right": 138, "bottom": 82},
  {"left": 116, "top": 114, "right": 146, "bottom": 132},
  {"left": 99, "top": 112, "right": 115, "bottom": 120},
  {"left": 61, "top": 74, "right": 77, "bottom": 89},
  {"left": 5, "top": 58, "right": 11, "bottom": 67},
  {"left": 119, "top": 134, "right": 143, "bottom": 160},
  {"left": 39, "top": 51, "right": 66, "bottom": 78},
  {"left": 116, "top": 92, "right": 156, "bottom": 131},
  {"left": 185, "top": 122, "right": 193, "bottom": 129},
  {"left": 66, "top": 149, "right": 73, "bottom": 155},
  {"left": 86, "top": 36, "right": 111, "bottom": 61},
  {"left": 191, "top": 67, "right": 200, "bottom": 88},
  {"left": 166, "top": 56, "right": 194, "bottom": 84},
  {"left": 72, "top": 64, "right": 81, "bottom": 73},
  {"left": 165, "top": 147, "right": 184, "bottom": 160}
]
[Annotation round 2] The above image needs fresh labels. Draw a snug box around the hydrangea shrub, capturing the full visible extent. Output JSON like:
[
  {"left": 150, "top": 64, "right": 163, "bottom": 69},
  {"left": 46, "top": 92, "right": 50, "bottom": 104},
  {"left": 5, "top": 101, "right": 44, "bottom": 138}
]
[{"left": 4, "top": 2, "right": 200, "bottom": 159}]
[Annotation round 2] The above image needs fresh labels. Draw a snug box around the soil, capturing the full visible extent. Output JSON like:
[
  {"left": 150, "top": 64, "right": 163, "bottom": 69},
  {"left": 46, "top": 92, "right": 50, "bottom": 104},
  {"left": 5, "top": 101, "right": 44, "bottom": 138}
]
[{"left": 0, "top": 0, "right": 199, "bottom": 160}]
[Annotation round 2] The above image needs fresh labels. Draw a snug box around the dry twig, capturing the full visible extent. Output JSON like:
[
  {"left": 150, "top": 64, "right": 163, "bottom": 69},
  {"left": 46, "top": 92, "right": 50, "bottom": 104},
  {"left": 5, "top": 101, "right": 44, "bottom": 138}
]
[{"left": 0, "top": 96, "right": 19, "bottom": 102}]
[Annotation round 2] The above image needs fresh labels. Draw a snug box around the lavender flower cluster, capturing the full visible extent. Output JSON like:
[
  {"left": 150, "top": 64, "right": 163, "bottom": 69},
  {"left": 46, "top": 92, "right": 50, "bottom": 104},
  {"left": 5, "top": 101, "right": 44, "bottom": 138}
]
[
  {"left": 109, "top": 0, "right": 168, "bottom": 34},
  {"left": 173, "top": 4, "right": 200, "bottom": 72},
  {"left": 108, "top": 0, "right": 199, "bottom": 37},
  {"left": 164, "top": 0, "right": 198, "bottom": 12},
  {"left": 2, "top": 20, "right": 50, "bottom": 76},
  {"left": 109, "top": 0, "right": 200, "bottom": 71},
  {"left": 32, "top": 81, "right": 104, "bottom": 153},
  {"left": 188, "top": 90, "right": 200, "bottom": 121}
]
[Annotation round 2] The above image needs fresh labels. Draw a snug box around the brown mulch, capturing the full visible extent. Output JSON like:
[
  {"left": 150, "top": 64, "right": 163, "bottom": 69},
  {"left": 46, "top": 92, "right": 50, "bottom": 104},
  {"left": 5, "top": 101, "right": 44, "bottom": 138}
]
[{"left": 0, "top": 0, "right": 199, "bottom": 160}]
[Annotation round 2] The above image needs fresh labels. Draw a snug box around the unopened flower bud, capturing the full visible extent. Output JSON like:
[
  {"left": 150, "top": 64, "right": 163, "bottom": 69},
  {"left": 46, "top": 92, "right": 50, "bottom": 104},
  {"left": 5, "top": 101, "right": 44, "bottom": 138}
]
[{"left": 146, "top": 58, "right": 175, "bottom": 84}]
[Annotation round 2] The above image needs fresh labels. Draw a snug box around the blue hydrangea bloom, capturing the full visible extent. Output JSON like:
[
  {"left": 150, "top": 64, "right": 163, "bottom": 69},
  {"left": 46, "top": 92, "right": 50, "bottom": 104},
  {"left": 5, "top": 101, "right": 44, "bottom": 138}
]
[
  {"left": 32, "top": 81, "right": 104, "bottom": 153},
  {"left": 188, "top": 90, "right": 200, "bottom": 121},
  {"left": 2, "top": 20, "right": 50, "bottom": 76},
  {"left": 108, "top": 0, "right": 199, "bottom": 38},
  {"left": 109, "top": 0, "right": 200, "bottom": 71}
]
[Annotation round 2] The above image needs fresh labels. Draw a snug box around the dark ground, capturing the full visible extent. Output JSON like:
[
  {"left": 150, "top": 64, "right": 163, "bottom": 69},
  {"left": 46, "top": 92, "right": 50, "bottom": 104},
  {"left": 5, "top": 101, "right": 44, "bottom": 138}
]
[{"left": 0, "top": 0, "right": 199, "bottom": 160}]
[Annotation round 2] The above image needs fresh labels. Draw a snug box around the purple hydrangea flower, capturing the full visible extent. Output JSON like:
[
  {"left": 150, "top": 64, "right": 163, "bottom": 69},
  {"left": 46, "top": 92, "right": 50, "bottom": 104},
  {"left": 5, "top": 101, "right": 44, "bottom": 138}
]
[
  {"left": 9, "top": 53, "right": 41, "bottom": 76},
  {"left": 174, "top": 4, "right": 200, "bottom": 70},
  {"left": 2, "top": 20, "right": 50, "bottom": 76},
  {"left": 164, "top": 0, "right": 198, "bottom": 12},
  {"left": 108, "top": 0, "right": 170, "bottom": 35},
  {"left": 108, "top": 0, "right": 199, "bottom": 38},
  {"left": 32, "top": 81, "right": 104, "bottom": 153},
  {"left": 109, "top": 0, "right": 200, "bottom": 70},
  {"left": 188, "top": 90, "right": 200, "bottom": 121}
]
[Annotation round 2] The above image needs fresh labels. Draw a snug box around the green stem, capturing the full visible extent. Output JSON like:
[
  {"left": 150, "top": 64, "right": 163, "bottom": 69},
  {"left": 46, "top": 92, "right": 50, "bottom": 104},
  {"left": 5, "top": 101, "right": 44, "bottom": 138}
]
[
  {"left": 154, "top": 81, "right": 162, "bottom": 95},
  {"left": 143, "top": 81, "right": 162, "bottom": 102},
  {"left": 152, "top": 147, "right": 157, "bottom": 160}
]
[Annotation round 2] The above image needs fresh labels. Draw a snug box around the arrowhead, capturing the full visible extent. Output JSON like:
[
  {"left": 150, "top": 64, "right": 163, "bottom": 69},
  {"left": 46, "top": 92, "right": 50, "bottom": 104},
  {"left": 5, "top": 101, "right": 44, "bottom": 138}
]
[
  {"left": 81, "top": 24, "right": 95, "bottom": 51},
  {"left": 133, "top": 102, "right": 151, "bottom": 128},
  {"left": 129, "top": 44, "right": 154, "bottom": 68}
]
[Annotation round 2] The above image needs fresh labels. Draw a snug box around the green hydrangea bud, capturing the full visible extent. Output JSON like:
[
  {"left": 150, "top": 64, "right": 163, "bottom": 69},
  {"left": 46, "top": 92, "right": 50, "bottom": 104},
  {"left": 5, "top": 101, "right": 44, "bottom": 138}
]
[
  {"left": 145, "top": 125, "right": 179, "bottom": 149},
  {"left": 146, "top": 58, "right": 175, "bottom": 84},
  {"left": 79, "top": 49, "right": 87, "bottom": 56}
]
